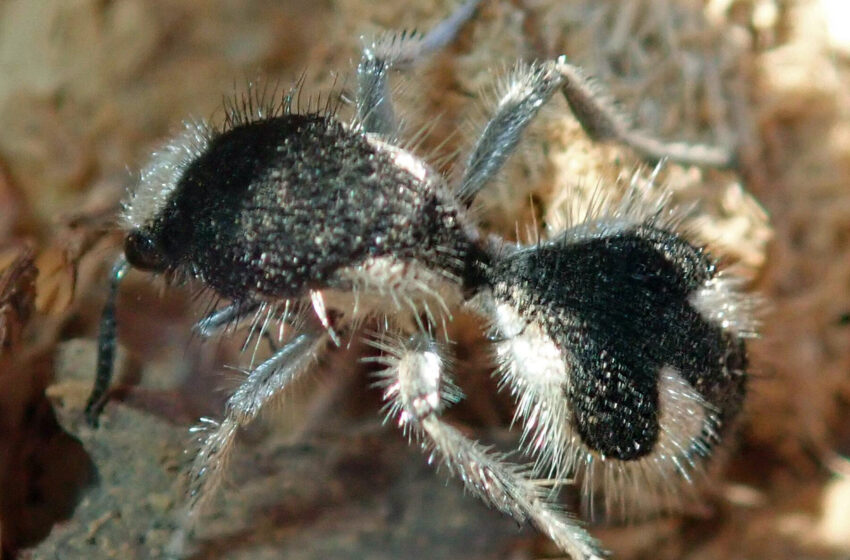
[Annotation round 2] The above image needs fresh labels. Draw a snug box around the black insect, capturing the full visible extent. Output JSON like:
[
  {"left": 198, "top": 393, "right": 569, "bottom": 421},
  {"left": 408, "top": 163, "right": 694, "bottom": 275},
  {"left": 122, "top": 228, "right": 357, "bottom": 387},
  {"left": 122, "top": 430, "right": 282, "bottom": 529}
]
[{"left": 85, "top": 1, "right": 754, "bottom": 558}]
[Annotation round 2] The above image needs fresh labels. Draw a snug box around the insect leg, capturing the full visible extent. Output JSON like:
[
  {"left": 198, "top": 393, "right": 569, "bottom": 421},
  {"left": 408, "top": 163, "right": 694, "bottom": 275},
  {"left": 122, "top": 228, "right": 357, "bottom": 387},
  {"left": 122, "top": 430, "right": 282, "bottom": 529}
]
[
  {"left": 553, "top": 57, "right": 735, "bottom": 168},
  {"left": 458, "top": 57, "right": 734, "bottom": 203},
  {"left": 356, "top": 0, "right": 481, "bottom": 136},
  {"left": 374, "top": 331, "right": 604, "bottom": 560},
  {"left": 166, "top": 328, "right": 326, "bottom": 556},
  {"left": 458, "top": 62, "right": 565, "bottom": 202},
  {"left": 193, "top": 300, "right": 262, "bottom": 338},
  {"left": 183, "top": 328, "right": 328, "bottom": 520}
]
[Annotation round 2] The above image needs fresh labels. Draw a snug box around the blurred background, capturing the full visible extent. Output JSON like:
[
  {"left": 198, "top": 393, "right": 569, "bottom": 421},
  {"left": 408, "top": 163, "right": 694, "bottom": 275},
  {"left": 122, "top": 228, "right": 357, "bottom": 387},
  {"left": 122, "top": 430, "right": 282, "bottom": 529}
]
[{"left": 0, "top": 0, "right": 848, "bottom": 558}]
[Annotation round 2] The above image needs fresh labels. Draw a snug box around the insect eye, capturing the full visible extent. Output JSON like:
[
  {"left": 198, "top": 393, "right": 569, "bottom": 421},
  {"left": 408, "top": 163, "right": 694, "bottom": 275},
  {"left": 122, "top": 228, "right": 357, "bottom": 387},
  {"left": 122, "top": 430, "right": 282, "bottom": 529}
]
[{"left": 124, "top": 229, "right": 168, "bottom": 272}]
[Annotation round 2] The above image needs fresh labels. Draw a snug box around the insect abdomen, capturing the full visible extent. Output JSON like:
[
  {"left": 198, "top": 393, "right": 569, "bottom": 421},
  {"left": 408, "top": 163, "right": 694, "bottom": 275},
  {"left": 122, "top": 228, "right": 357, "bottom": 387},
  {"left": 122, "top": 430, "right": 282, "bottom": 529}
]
[{"left": 490, "top": 225, "right": 747, "bottom": 461}]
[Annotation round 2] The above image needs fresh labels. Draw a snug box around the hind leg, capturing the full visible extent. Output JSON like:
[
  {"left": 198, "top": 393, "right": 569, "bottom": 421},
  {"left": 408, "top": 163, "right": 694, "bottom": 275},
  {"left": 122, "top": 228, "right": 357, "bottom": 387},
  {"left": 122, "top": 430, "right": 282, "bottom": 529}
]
[
  {"left": 372, "top": 330, "right": 604, "bottom": 560},
  {"left": 458, "top": 58, "right": 734, "bottom": 203}
]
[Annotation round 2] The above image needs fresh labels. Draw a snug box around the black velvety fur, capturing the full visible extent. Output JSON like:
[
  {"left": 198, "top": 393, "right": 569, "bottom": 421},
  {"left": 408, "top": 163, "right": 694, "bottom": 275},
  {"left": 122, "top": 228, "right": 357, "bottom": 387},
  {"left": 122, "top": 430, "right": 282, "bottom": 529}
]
[
  {"left": 487, "top": 226, "right": 747, "bottom": 460},
  {"left": 125, "top": 114, "right": 474, "bottom": 300}
]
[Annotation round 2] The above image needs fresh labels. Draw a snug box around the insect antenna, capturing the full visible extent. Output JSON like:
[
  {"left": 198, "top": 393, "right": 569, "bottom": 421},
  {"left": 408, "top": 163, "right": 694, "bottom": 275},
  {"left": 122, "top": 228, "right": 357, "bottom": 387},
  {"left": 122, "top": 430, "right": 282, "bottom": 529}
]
[{"left": 84, "top": 255, "right": 130, "bottom": 426}]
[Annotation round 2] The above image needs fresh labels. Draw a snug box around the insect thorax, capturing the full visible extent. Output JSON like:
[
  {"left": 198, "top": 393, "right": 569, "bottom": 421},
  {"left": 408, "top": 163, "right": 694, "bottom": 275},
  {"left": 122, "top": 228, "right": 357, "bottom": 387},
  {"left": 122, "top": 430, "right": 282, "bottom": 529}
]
[{"left": 137, "top": 113, "right": 476, "bottom": 302}]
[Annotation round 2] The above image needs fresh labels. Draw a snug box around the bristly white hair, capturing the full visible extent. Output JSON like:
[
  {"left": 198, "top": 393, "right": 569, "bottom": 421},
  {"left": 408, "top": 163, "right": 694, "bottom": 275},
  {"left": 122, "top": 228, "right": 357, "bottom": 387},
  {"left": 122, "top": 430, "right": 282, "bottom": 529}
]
[
  {"left": 690, "top": 274, "right": 761, "bottom": 338},
  {"left": 470, "top": 167, "right": 753, "bottom": 520},
  {"left": 121, "top": 120, "right": 212, "bottom": 231},
  {"left": 486, "top": 300, "right": 723, "bottom": 521},
  {"left": 546, "top": 163, "right": 686, "bottom": 241}
]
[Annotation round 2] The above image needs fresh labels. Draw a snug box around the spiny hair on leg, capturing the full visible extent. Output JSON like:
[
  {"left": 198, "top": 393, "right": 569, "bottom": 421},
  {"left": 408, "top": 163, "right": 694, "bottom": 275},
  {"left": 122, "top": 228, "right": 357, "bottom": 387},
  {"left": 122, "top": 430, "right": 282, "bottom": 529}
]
[
  {"left": 370, "top": 328, "right": 605, "bottom": 560},
  {"left": 365, "top": 329, "right": 461, "bottom": 435}
]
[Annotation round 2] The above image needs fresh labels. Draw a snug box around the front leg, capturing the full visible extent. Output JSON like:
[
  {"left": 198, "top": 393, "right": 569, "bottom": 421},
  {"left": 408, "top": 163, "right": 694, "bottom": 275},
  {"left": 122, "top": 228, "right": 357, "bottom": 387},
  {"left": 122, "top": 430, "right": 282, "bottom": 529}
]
[
  {"left": 372, "top": 331, "right": 604, "bottom": 560},
  {"left": 193, "top": 300, "right": 261, "bottom": 338},
  {"left": 166, "top": 327, "right": 329, "bottom": 557}
]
